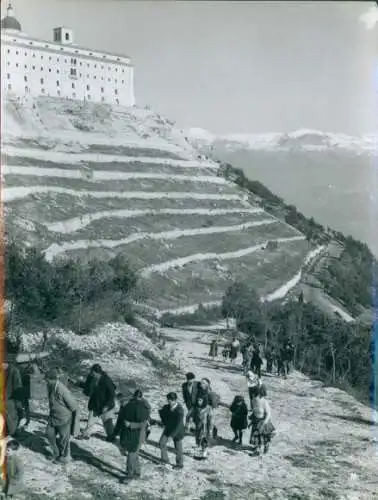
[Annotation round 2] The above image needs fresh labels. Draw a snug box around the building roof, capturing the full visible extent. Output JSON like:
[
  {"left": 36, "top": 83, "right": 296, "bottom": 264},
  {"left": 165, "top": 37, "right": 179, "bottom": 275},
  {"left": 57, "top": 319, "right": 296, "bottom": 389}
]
[{"left": 1, "top": 15, "right": 21, "bottom": 31}]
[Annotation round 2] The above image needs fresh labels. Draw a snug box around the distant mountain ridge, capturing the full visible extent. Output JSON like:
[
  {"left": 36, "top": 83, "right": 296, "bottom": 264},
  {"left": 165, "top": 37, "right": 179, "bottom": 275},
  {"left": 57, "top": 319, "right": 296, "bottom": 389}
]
[{"left": 187, "top": 127, "right": 378, "bottom": 154}]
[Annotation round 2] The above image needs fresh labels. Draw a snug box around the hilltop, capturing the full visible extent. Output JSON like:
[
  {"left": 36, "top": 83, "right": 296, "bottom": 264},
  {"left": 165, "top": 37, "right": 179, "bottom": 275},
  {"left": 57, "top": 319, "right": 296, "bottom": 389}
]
[{"left": 2, "top": 94, "right": 373, "bottom": 324}]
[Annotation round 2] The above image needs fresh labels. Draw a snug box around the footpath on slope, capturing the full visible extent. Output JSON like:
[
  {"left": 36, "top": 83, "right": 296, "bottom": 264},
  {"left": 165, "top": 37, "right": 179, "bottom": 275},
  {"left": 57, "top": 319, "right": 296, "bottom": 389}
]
[{"left": 16, "top": 326, "right": 378, "bottom": 500}]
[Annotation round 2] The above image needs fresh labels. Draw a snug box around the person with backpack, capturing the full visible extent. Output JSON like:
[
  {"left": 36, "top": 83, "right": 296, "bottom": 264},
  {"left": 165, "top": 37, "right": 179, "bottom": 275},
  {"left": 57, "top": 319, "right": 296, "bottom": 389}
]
[{"left": 78, "top": 364, "right": 116, "bottom": 442}]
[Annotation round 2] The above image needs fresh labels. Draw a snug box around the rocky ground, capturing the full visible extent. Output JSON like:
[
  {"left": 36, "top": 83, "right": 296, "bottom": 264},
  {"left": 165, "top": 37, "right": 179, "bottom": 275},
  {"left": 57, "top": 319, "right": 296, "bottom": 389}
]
[{"left": 13, "top": 325, "right": 378, "bottom": 499}]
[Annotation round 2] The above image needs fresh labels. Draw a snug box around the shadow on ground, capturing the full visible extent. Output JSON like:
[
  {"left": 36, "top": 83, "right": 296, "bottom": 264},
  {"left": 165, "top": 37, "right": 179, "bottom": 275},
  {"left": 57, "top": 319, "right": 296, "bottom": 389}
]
[{"left": 323, "top": 412, "right": 376, "bottom": 427}]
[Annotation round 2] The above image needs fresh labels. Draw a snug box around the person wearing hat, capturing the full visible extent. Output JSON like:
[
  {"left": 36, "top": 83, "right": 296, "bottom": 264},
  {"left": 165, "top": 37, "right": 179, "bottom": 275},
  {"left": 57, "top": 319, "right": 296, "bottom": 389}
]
[
  {"left": 112, "top": 389, "right": 151, "bottom": 482},
  {"left": 45, "top": 368, "right": 77, "bottom": 464}
]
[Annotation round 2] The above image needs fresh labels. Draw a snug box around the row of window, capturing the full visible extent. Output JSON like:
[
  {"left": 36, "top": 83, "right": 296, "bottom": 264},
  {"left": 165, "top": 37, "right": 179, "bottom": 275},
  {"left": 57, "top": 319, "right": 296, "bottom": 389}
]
[
  {"left": 6, "top": 49, "right": 126, "bottom": 72},
  {"left": 6, "top": 83, "right": 121, "bottom": 104},
  {"left": 7, "top": 38, "right": 126, "bottom": 62},
  {"left": 6, "top": 77, "right": 120, "bottom": 94},
  {"left": 5, "top": 66, "right": 127, "bottom": 84}
]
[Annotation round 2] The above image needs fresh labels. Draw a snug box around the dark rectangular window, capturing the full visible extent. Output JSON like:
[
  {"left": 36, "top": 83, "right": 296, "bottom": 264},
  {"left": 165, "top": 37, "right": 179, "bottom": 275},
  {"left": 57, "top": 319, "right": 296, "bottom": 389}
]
[
  {"left": 40, "top": 78, "right": 44, "bottom": 84},
  {"left": 72, "top": 82, "right": 75, "bottom": 89},
  {"left": 24, "top": 75, "right": 27, "bottom": 82},
  {"left": 56, "top": 80, "right": 60, "bottom": 87},
  {"left": 101, "top": 87, "right": 104, "bottom": 93},
  {"left": 86, "top": 84, "right": 90, "bottom": 91}
]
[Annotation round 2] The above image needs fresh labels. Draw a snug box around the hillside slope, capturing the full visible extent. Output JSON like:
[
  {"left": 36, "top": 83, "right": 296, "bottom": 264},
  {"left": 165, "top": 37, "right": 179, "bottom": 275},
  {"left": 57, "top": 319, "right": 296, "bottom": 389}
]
[
  {"left": 1, "top": 95, "right": 324, "bottom": 316},
  {"left": 16, "top": 325, "right": 378, "bottom": 500}
]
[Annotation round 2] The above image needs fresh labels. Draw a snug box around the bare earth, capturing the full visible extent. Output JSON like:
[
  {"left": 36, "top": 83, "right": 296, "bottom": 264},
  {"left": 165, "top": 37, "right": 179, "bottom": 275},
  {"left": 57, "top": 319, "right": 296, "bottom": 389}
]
[{"left": 20, "top": 326, "right": 378, "bottom": 500}]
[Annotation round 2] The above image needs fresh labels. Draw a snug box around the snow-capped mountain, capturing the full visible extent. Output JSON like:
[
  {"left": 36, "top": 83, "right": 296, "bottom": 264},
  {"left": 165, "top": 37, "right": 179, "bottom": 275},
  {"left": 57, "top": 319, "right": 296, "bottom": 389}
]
[
  {"left": 186, "top": 127, "right": 378, "bottom": 154},
  {"left": 186, "top": 126, "right": 378, "bottom": 258}
]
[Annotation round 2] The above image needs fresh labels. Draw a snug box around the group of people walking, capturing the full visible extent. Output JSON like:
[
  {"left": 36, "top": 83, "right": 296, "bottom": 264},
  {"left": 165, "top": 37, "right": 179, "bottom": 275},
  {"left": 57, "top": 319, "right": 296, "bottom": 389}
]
[{"left": 1, "top": 332, "right": 282, "bottom": 494}]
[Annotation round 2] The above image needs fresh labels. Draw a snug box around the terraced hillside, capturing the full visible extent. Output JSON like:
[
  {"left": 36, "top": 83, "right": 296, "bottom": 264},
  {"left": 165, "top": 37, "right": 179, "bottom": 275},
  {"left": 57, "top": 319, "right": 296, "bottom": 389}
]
[{"left": 1, "top": 95, "right": 317, "bottom": 315}]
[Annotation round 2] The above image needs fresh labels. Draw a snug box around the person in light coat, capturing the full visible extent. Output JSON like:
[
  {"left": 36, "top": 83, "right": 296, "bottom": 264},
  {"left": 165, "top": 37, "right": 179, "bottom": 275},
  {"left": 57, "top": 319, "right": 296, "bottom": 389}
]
[{"left": 45, "top": 369, "right": 77, "bottom": 464}]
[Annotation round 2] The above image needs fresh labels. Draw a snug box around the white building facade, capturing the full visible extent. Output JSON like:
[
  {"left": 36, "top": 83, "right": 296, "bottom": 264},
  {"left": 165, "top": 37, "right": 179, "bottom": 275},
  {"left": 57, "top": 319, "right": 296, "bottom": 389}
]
[{"left": 1, "top": 4, "right": 135, "bottom": 107}]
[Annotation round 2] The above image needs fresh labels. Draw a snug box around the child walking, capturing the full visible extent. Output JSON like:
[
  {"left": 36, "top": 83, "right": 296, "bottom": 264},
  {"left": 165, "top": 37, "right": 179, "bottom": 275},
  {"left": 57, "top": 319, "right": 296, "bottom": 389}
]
[
  {"left": 2, "top": 439, "right": 25, "bottom": 499},
  {"left": 248, "top": 385, "right": 275, "bottom": 455},
  {"left": 229, "top": 395, "right": 248, "bottom": 445}
]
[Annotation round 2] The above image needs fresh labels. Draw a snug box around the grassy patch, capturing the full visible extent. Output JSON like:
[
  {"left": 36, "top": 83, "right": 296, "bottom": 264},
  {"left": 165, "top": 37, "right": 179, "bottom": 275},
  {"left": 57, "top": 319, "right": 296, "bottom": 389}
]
[
  {"left": 86, "top": 143, "right": 185, "bottom": 160},
  {"left": 4, "top": 174, "right": 237, "bottom": 195},
  {"left": 7, "top": 193, "right": 248, "bottom": 223},
  {"left": 54, "top": 211, "right": 270, "bottom": 242}
]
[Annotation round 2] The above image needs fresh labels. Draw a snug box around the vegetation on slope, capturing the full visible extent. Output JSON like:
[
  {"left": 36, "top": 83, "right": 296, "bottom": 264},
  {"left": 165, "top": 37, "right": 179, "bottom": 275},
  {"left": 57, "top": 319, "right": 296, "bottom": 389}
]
[
  {"left": 5, "top": 240, "right": 138, "bottom": 342},
  {"left": 222, "top": 282, "right": 374, "bottom": 405},
  {"left": 220, "top": 162, "right": 376, "bottom": 316}
]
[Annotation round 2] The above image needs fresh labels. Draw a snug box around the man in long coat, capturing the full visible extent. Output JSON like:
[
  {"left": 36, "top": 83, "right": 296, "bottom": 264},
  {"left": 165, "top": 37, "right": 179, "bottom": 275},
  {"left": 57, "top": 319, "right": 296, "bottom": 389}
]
[{"left": 112, "top": 389, "right": 151, "bottom": 482}]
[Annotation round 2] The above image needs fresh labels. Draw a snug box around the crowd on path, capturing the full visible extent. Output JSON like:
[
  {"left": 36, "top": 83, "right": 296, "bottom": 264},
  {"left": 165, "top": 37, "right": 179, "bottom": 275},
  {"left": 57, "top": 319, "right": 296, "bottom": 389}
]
[{"left": 0, "top": 333, "right": 291, "bottom": 497}]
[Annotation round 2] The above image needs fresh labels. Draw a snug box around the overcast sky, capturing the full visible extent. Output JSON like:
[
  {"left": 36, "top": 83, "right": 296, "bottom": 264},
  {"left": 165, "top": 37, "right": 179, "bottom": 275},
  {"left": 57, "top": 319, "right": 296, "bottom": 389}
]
[{"left": 3, "top": 0, "right": 377, "bottom": 135}]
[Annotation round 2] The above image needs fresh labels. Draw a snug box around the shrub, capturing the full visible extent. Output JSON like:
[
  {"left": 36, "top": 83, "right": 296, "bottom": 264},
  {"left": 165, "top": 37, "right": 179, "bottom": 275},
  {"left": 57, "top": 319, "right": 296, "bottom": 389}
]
[{"left": 5, "top": 240, "right": 138, "bottom": 334}]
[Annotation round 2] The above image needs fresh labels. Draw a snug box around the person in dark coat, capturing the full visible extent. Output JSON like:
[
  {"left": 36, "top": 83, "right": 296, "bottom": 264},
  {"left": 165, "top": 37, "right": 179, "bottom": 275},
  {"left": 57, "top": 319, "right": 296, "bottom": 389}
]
[
  {"left": 159, "top": 392, "right": 185, "bottom": 469},
  {"left": 283, "top": 341, "right": 294, "bottom": 375},
  {"left": 3, "top": 362, "right": 23, "bottom": 437},
  {"left": 265, "top": 345, "right": 274, "bottom": 375},
  {"left": 182, "top": 372, "right": 199, "bottom": 431},
  {"left": 229, "top": 395, "right": 248, "bottom": 444},
  {"left": 112, "top": 389, "right": 150, "bottom": 482},
  {"left": 208, "top": 340, "right": 218, "bottom": 359},
  {"left": 251, "top": 348, "right": 263, "bottom": 378},
  {"left": 19, "top": 363, "right": 33, "bottom": 426},
  {"left": 79, "top": 364, "right": 116, "bottom": 441}
]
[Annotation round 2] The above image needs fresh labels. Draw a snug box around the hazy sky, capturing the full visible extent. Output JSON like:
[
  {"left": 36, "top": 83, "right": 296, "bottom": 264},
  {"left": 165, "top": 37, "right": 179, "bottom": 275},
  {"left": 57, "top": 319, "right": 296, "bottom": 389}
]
[{"left": 3, "top": 0, "right": 377, "bottom": 135}]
